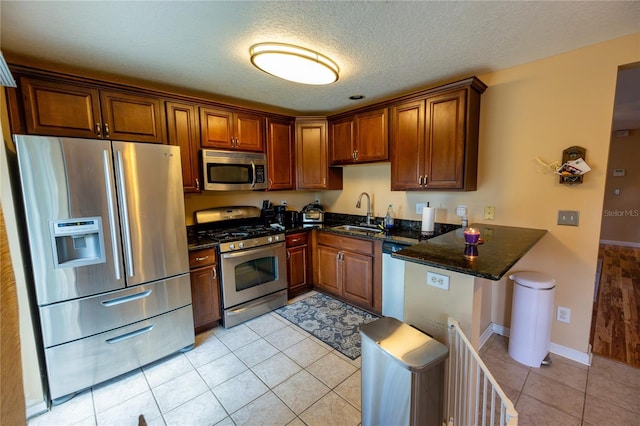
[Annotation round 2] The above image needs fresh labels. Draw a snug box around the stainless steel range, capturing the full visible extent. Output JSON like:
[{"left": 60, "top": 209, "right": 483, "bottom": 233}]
[{"left": 194, "top": 207, "right": 287, "bottom": 328}]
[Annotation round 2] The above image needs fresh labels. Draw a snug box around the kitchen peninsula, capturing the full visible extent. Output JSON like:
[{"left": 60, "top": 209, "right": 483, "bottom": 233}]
[{"left": 392, "top": 223, "right": 547, "bottom": 348}]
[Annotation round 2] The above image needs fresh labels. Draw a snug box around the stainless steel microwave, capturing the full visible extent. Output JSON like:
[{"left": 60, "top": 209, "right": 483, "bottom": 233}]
[{"left": 202, "top": 149, "right": 268, "bottom": 191}]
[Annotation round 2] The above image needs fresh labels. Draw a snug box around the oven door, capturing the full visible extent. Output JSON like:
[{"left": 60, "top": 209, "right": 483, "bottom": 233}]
[{"left": 219, "top": 242, "right": 287, "bottom": 309}]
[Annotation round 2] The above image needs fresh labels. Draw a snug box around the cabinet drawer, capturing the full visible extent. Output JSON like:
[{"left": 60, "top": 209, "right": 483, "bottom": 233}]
[
  {"left": 317, "top": 232, "right": 374, "bottom": 256},
  {"left": 286, "top": 232, "right": 308, "bottom": 247},
  {"left": 189, "top": 248, "right": 216, "bottom": 268}
]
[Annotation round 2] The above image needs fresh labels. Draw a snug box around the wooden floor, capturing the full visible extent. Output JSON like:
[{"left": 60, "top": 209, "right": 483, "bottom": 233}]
[{"left": 590, "top": 244, "right": 640, "bottom": 368}]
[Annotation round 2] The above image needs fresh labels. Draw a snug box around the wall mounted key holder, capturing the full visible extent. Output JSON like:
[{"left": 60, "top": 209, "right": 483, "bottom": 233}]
[{"left": 557, "top": 146, "right": 590, "bottom": 185}]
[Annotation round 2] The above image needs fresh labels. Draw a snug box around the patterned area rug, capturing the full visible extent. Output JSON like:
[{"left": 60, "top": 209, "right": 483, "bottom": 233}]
[{"left": 275, "top": 293, "right": 379, "bottom": 359}]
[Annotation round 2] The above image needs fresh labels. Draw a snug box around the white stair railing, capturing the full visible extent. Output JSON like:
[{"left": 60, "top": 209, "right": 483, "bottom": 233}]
[{"left": 445, "top": 318, "right": 518, "bottom": 426}]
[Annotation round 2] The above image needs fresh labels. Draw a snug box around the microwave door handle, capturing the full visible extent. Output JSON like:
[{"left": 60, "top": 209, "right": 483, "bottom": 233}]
[{"left": 250, "top": 161, "right": 256, "bottom": 188}]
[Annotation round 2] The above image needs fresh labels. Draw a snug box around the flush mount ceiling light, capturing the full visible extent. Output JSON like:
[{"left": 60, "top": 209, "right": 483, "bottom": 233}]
[{"left": 250, "top": 43, "right": 339, "bottom": 85}]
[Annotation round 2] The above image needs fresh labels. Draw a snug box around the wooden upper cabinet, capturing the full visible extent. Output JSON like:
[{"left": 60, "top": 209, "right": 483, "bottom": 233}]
[
  {"left": 391, "top": 82, "right": 482, "bottom": 191},
  {"left": 100, "top": 90, "right": 166, "bottom": 143},
  {"left": 166, "top": 101, "right": 201, "bottom": 192},
  {"left": 329, "top": 108, "right": 388, "bottom": 165},
  {"left": 424, "top": 90, "right": 467, "bottom": 189},
  {"left": 330, "top": 116, "right": 355, "bottom": 164},
  {"left": 19, "top": 76, "right": 166, "bottom": 143},
  {"left": 295, "top": 119, "right": 342, "bottom": 190},
  {"left": 390, "top": 100, "right": 425, "bottom": 190},
  {"left": 20, "top": 76, "right": 101, "bottom": 138},
  {"left": 354, "top": 108, "right": 388, "bottom": 162},
  {"left": 266, "top": 118, "right": 295, "bottom": 190},
  {"left": 200, "top": 107, "right": 264, "bottom": 152}
]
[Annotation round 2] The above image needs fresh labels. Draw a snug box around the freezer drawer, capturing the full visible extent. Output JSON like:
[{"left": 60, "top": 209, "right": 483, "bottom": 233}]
[
  {"left": 45, "top": 305, "right": 194, "bottom": 401},
  {"left": 40, "top": 274, "right": 191, "bottom": 347}
]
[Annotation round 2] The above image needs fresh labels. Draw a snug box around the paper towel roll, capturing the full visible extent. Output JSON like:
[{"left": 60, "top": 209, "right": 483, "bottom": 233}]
[{"left": 421, "top": 207, "right": 435, "bottom": 232}]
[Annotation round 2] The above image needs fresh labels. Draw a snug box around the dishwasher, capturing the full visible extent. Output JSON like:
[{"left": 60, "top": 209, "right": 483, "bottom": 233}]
[{"left": 382, "top": 241, "right": 411, "bottom": 321}]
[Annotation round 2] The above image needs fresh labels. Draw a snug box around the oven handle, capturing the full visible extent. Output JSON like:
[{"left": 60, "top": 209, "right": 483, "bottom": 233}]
[{"left": 221, "top": 242, "right": 285, "bottom": 260}]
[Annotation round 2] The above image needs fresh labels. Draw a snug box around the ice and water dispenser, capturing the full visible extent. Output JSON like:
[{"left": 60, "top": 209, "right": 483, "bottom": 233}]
[{"left": 49, "top": 217, "right": 106, "bottom": 268}]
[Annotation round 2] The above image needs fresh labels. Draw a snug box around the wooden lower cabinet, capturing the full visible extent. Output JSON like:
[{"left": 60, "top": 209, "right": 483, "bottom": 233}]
[
  {"left": 188, "top": 248, "right": 221, "bottom": 332},
  {"left": 285, "top": 232, "right": 312, "bottom": 297},
  {"left": 315, "top": 232, "right": 381, "bottom": 313}
]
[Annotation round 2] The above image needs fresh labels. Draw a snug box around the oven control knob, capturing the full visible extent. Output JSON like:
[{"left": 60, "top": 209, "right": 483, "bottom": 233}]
[
  {"left": 238, "top": 242, "right": 244, "bottom": 249},
  {"left": 229, "top": 243, "right": 235, "bottom": 250},
  {"left": 275, "top": 235, "right": 280, "bottom": 241},
  {"left": 267, "top": 236, "right": 273, "bottom": 243}
]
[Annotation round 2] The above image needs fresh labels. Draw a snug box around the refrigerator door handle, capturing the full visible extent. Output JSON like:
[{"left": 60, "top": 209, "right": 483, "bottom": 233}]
[
  {"left": 100, "top": 290, "right": 152, "bottom": 307},
  {"left": 103, "top": 149, "right": 121, "bottom": 280},
  {"left": 105, "top": 324, "right": 154, "bottom": 344},
  {"left": 115, "top": 149, "right": 135, "bottom": 278}
]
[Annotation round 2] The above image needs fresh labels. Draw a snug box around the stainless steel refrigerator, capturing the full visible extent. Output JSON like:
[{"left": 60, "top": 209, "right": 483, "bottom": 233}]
[{"left": 15, "top": 135, "right": 194, "bottom": 403}]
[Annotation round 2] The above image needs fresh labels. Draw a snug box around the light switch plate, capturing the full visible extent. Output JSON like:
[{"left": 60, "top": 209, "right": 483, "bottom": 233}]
[{"left": 558, "top": 210, "right": 579, "bottom": 226}]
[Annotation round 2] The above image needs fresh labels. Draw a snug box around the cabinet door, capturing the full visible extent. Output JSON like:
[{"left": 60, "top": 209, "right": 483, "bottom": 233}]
[
  {"left": 234, "top": 112, "right": 264, "bottom": 152},
  {"left": 329, "top": 116, "right": 355, "bottom": 165},
  {"left": 166, "top": 101, "right": 201, "bottom": 192},
  {"left": 100, "top": 90, "right": 166, "bottom": 143},
  {"left": 190, "top": 265, "right": 221, "bottom": 330},
  {"left": 341, "top": 251, "right": 373, "bottom": 307},
  {"left": 316, "top": 244, "right": 341, "bottom": 295},
  {"left": 266, "top": 118, "right": 295, "bottom": 190},
  {"left": 355, "top": 108, "right": 388, "bottom": 162},
  {"left": 200, "top": 107, "right": 233, "bottom": 149},
  {"left": 424, "top": 89, "right": 467, "bottom": 189},
  {"left": 287, "top": 245, "right": 309, "bottom": 293},
  {"left": 390, "top": 100, "right": 425, "bottom": 190},
  {"left": 20, "top": 76, "right": 102, "bottom": 138},
  {"left": 296, "top": 120, "right": 342, "bottom": 190}
]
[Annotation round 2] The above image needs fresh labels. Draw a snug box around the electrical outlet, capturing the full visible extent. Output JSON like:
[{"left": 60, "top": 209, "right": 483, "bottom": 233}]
[
  {"left": 557, "top": 306, "right": 571, "bottom": 323},
  {"left": 427, "top": 272, "right": 450, "bottom": 291},
  {"left": 416, "top": 203, "right": 427, "bottom": 214},
  {"left": 456, "top": 205, "right": 467, "bottom": 218},
  {"left": 557, "top": 210, "right": 579, "bottom": 226},
  {"left": 484, "top": 206, "right": 495, "bottom": 220}
]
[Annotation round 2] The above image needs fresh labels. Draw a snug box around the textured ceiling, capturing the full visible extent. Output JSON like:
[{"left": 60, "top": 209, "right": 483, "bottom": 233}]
[{"left": 1, "top": 1, "right": 639, "bottom": 115}]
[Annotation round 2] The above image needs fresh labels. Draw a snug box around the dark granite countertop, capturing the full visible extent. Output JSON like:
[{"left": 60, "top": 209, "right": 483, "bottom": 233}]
[{"left": 391, "top": 224, "right": 548, "bottom": 281}]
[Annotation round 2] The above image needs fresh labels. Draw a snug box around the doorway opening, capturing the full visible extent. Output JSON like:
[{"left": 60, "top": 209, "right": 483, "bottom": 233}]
[{"left": 590, "top": 62, "right": 640, "bottom": 368}]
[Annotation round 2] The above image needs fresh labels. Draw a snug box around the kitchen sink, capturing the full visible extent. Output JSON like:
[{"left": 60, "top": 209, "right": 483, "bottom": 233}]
[{"left": 331, "top": 224, "right": 384, "bottom": 233}]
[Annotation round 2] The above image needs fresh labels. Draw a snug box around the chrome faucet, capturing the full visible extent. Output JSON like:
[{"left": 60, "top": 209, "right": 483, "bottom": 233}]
[{"left": 356, "top": 192, "right": 373, "bottom": 225}]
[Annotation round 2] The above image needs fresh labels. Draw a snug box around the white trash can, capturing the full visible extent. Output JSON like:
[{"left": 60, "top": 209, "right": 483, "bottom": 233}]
[{"left": 508, "top": 271, "right": 556, "bottom": 367}]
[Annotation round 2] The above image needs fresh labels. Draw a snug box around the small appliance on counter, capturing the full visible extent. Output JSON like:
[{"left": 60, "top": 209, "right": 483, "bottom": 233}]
[{"left": 301, "top": 201, "right": 324, "bottom": 226}]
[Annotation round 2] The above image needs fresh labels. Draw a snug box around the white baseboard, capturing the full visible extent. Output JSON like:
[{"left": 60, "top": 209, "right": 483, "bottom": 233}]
[
  {"left": 599, "top": 239, "right": 640, "bottom": 248},
  {"left": 489, "top": 323, "right": 591, "bottom": 366}
]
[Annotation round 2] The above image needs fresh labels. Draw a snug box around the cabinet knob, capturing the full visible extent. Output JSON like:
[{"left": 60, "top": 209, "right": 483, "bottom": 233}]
[
  {"left": 212, "top": 267, "right": 217, "bottom": 279},
  {"left": 104, "top": 123, "right": 110, "bottom": 138},
  {"left": 95, "top": 122, "right": 102, "bottom": 137},
  {"left": 286, "top": 251, "right": 291, "bottom": 260},
  {"left": 195, "top": 178, "right": 200, "bottom": 191},
  {"left": 418, "top": 175, "right": 423, "bottom": 185},
  {"left": 268, "top": 178, "right": 273, "bottom": 189},
  {"left": 354, "top": 150, "right": 359, "bottom": 161},
  {"left": 195, "top": 256, "right": 209, "bottom": 261}
]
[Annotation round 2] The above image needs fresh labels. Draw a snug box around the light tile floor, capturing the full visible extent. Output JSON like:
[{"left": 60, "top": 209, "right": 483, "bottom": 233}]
[
  {"left": 28, "top": 303, "right": 640, "bottom": 426},
  {"left": 479, "top": 334, "right": 640, "bottom": 425}
]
